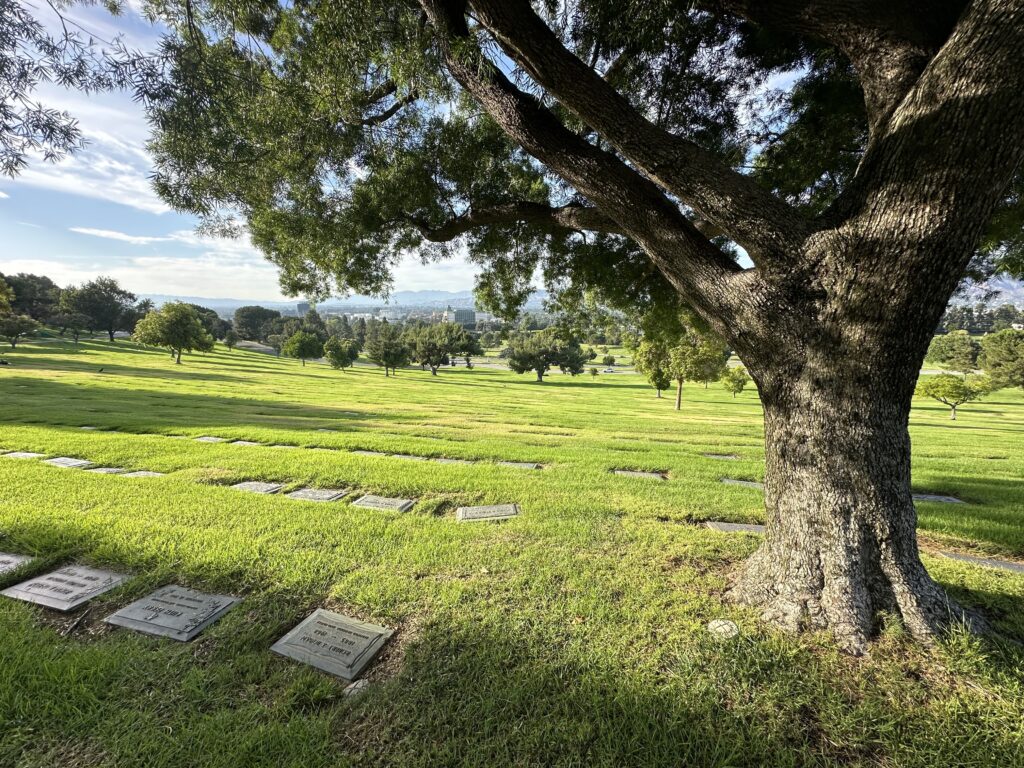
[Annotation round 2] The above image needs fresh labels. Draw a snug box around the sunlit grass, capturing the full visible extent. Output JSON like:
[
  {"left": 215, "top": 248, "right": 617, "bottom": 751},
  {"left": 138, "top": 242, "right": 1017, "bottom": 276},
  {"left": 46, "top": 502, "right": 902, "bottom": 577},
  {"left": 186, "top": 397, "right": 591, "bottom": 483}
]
[{"left": 1, "top": 337, "right": 1022, "bottom": 766}]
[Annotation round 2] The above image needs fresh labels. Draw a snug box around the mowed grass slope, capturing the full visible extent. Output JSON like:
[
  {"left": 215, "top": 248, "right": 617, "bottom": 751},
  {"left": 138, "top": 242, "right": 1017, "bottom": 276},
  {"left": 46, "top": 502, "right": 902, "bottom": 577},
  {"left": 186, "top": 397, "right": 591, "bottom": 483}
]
[{"left": 1, "top": 338, "right": 1023, "bottom": 767}]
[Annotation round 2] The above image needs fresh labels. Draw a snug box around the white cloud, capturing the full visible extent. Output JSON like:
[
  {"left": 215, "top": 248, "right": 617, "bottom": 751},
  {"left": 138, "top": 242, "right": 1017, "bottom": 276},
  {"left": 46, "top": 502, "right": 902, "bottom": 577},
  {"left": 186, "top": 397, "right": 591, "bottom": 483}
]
[
  {"left": 0, "top": 190, "right": 9, "bottom": 199},
  {"left": 1, "top": 255, "right": 286, "bottom": 300},
  {"left": 69, "top": 227, "right": 172, "bottom": 245}
]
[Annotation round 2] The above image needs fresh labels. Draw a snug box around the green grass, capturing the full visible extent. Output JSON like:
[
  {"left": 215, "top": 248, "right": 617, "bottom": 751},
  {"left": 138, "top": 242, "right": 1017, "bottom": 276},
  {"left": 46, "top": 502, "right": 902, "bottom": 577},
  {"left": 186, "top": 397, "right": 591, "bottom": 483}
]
[{"left": 1, "top": 337, "right": 1023, "bottom": 767}]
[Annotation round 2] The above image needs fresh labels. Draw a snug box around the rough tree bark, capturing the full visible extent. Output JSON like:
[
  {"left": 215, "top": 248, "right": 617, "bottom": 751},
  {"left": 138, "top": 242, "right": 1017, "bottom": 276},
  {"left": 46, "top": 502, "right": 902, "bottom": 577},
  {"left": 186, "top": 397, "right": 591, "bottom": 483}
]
[{"left": 419, "top": 0, "right": 1024, "bottom": 651}]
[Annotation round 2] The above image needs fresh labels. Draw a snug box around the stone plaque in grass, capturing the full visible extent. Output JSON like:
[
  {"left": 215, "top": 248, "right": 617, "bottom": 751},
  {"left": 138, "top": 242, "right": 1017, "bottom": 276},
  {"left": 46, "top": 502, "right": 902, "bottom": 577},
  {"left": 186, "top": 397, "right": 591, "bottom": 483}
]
[
  {"left": 287, "top": 487, "right": 350, "bottom": 502},
  {"left": 703, "top": 453, "right": 740, "bottom": 460},
  {"left": 105, "top": 584, "right": 240, "bottom": 641},
  {"left": 0, "top": 553, "right": 33, "bottom": 575},
  {"left": 44, "top": 457, "right": 93, "bottom": 469},
  {"left": 705, "top": 521, "right": 765, "bottom": 534},
  {"left": 2, "top": 452, "right": 45, "bottom": 459},
  {"left": 497, "top": 461, "right": 543, "bottom": 470},
  {"left": 122, "top": 471, "right": 165, "bottom": 478},
  {"left": 231, "top": 440, "right": 262, "bottom": 447},
  {"left": 391, "top": 454, "right": 429, "bottom": 461},
  {"left": 351, "top": 450, "right": 387, "bottom": 457},
  {"left": 433, "top": 457, "right": 474, "bottom": 465},
  {"left": 912, "top": 493, "right": 964, "bottom": 504},
  {"left": 352, "top": 495, "right": 415, "bottom": 512},
  {"left": 456, "top": 504, "right": 520, "bottom": 522},
  {"left": 2, "top": 565, "right": 128, "bottom": 611},
  {"left": 315, "top": 428, "right": 337, "bottom": 433},
  {"left": 86, "top": 467, "right": 126, "bottom": 474},
  {"left": 271, "top": 608, "right": 393, "bottom": 681},
  {"left": 613, "top": 469, "right": 666, "bottom": 481},
  {"left": 80, "top": 426, "right": 98, "bottom": 430},
  {"left": 195, "top": 436, "right": 227, "bottom": 443},
  {"left": 231, "top": 481, "right": 283, "bottom": 495},
  {"left": 720, "top": 478, "right": 764, "bottom": 489}
]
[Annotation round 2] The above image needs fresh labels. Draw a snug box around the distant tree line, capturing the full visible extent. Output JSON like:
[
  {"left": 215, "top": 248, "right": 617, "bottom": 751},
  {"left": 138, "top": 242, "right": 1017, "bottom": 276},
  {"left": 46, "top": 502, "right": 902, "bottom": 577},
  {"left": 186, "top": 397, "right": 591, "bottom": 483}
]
[{"left": 939, "top": 302, "right": 1024, "bottom": 334}]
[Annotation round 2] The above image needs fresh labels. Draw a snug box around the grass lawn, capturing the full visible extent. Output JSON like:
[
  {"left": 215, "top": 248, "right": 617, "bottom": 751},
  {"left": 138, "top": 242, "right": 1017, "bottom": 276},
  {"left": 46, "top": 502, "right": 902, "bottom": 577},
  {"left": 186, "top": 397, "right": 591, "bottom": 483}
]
[{"left": 1, "top": 338, "right": 1023, "bottom": 767}]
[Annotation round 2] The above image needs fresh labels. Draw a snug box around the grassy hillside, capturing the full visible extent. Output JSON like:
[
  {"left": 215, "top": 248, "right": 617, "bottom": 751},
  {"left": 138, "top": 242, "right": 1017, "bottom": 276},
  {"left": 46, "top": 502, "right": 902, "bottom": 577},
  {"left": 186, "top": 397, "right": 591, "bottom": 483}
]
[{"left": 1, "top": 339, "right": 1022, "bottom": 767}]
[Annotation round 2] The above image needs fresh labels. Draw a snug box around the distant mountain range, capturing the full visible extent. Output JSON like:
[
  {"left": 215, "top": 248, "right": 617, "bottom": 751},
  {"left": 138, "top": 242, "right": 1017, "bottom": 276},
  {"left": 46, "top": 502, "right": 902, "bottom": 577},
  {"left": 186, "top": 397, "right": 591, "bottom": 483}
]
[
  {"left": 141, "top": 277, "right": 1023, "bottom": 317},
  {"left": 141, "top": 289, "right": 551, "bottom": 315}
]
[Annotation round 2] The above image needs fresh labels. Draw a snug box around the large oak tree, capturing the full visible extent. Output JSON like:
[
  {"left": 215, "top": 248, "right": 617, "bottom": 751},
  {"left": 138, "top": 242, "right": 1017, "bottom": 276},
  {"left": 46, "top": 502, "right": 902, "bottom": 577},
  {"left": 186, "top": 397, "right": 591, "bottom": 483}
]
[{"left": 129, "top": 0, "right": 1024, "bottom": 652}]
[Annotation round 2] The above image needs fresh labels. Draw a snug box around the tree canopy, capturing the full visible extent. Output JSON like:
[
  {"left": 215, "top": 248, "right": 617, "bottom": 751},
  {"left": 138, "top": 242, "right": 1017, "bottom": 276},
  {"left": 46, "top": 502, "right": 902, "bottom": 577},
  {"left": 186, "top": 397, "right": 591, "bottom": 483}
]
[{"left": 133, "top": 302, "right": 215, "bottom": 363}]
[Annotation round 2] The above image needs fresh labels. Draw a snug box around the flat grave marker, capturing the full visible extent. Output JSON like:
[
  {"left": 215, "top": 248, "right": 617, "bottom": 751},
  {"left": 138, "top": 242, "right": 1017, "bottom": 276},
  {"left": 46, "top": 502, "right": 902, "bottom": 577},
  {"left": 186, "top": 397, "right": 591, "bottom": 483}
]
[
  {"left": 456, "top": 504, "right": 520, "bottom": 522},
  {"left": 122, "top": 471, "right": 165, "bottom": 478},
  {"left": 86, "top": 467, "right": 126, "bottom": 474},
  {"left": 613, "top": 469, "right": 667, "bottom": 481},
  {"left": 351, "top": 450, "right": 387, "bottom": 457},
  {"left": 271, "top": 608, "right": 393, "bottom": 681},
  {"left": 80, "top": 426, "right": 98, "bottom": 431},
  {"left": 352, "top": 495, "right": 415, "bottom": 512},
  {"left": 195, "top": 436, "right": 227, "bottom": 443},
  {"left": 2, "top": 452, "right": 45, "bottom": 460},
  {"left": 1, "top": 565, "right": 128, "bottom": 611},
  {"left": 315, "top": 428, "right": 337, "bottom": 433},
  {"left": 703, "top": 453, "right": 740, "bottom": 460},
  {"left": 720, "top": 478, "right": 764, "bottom": 490},
  {"left": 705, "top": 521, "right": 766, "bottom": 534},
  {"left": 105, "top": 585, "right": 240, "bottom": 641},
  {"left": 940, "top": 551, "right": 1024, "bottom": 574},
  {"left": 231, "top": 440, "right": 262, "bottom": 447},
  {"left": 913, "top": 493, "right": 964, "bottom": 504},
  {"left": 231, "top": 481, "right": 283, "bottom": 495},
  {"left": 391, "top": 454, "right": 429, "bottom": 462},
  {"left": 287, "top": 487, "right": 350, "bottom": 502},
  {"left": 433, "top": 458, "right": 474, "bottom": 465},
  {"left": 497, "top": 461, "right": 543, "bottom": 470},
  {"left": 0, "top": 553, "right": 33, "bottom": 575},
  {"left": 44, "top": 457, "right": 93, "bottom": 469}
]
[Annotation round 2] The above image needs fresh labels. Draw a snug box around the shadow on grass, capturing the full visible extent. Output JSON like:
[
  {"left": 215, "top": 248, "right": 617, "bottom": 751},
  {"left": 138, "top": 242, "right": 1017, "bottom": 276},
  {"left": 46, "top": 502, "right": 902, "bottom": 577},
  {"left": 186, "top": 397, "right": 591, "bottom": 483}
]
[{"left": 0, "top": 377, "right": 398, "bottom": 431}]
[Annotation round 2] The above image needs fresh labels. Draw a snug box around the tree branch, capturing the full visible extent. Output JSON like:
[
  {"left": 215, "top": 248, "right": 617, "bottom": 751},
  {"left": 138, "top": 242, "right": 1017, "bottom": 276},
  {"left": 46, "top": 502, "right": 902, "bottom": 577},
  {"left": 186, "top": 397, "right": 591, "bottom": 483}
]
[
  {"left": 419, "top": 0, "right": 746, "bottom": 328},
  {"left": 711, "top": 1, "right": 967, "bottom": 135},
  {"left": 466, "top": 0, "right": 810, "bottom": 264},
  {"left": 348, "top": 91, "right": 418, "bottom": 127},
  {"left": 410, "top": 202, "right": 622, "bottom": 241}
]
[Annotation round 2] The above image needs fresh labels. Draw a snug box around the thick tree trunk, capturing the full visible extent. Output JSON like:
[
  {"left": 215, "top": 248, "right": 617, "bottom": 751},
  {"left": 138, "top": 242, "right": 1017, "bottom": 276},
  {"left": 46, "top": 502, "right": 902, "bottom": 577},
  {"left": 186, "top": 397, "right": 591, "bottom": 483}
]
[
  {"left": 536, "top": 370, "right": 544, "bottom": 382},
  {"left": 108, "top": 329, "right": 115, "bottom": 341},
  {"left": 175, "top": 349, "right": 181, "bottom": 364},
  {"left": 675, "top": 379, "right": 682, "bottom": 410},
  {"left": 950, "top": 405, "right": 957, "bottom": 420},
  {"left": 729, "top": 363, "right": 981, "bottom": 654}
]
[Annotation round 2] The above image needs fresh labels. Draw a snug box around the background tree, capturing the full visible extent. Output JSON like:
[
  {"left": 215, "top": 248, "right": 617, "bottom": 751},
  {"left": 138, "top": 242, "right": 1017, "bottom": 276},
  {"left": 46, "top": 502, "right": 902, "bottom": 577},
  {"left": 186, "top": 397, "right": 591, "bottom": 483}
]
[
  {"left": 327, "top": 314, "right": 354, "bottom": 340},
  {"left": 265, "top": 333, "right": 286, "bottom": 357},
  {"left": 301, "top": 308, "right": 329, "bottom": 341},
  {"left": 0, "top": 315, "right": 40, "bottom": 348},
  {"left": 233, "top": 306, "right": 281, "bottom": 341},
  {"left": 601, "top": 354, "right": 615, "bottom": 367},
  {"left": 589, "top": 366, "right": 598, "bottom": 380},
  {"left": 184, "top": 304, "right": 231, "bottom": 339},
  {"left": 139, "top": 0, "right": 1024, "bottom": 650},
  {"left": 223, "top": 329, "right": 239, "bottom": 350},
  {"left": 324, "top": 336, "right": 359, "bottom": 371},
  {"left": 133, "top": 303, "right": 215, "bottom": 364},
  {"left": 505, "top": 330, "right": 586, "bottom": 382},
  {"left": 915, "top": 374, "right": 993, "bottom": 420},
  {"left": 0, "top": 273, "right": 60, "bottom": 320},
  {"left": 456, "top": 329, "right": 483, "bottom": 368},
  {"left": 722, "top": 367, "right": 751, "bottom": 398},
  {"left": 631, "top": 340, "right": 672, "bottom": 399},
  {"left": 980, "top": 329, "right": 1024, "bottom": 389},
  {"left": 49, "top": 312, "right": 91, "bottom": 344},
  {"left": 353, "top": 318, "right": 368, "bottom": 350},
  {"left": 926, "top": 331, "right": 981, "bottom": 377},
  {"left": 281, "top": 330, "right": 324, "bottom": 367},
  {"left": 410, "top": 322, "right": 464, "bottom": 375},
  {"left": 63, "top": 277, "right": 137, "bottom": 341},
  {"left": 665, "top": 322, "right": 729, "bottom": 410},
  {"left": 363, "top": 321, "right": 410, "bottom": 376},
  {"left": 0, "top": 276, "right": 13, "bottom": 315}
]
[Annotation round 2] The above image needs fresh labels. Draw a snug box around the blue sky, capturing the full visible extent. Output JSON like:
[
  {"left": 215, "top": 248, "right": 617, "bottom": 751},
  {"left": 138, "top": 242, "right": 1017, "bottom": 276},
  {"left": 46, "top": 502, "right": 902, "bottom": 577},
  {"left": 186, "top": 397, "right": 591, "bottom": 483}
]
[{"left": 0, "top": 3, "right": 480, "bottom": 301}]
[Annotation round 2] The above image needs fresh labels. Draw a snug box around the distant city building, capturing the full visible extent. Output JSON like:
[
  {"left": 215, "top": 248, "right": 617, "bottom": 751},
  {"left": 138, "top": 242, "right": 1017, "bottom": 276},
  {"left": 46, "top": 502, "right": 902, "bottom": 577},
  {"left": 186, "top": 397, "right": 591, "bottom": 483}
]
[
  {"left": 297, "top": 301, "right": 311, "bottom": 315},
  {"left": 444, "top": 306, "right": 476, "bottom": 327},
  {"left": 379, "top": 308, "right": 405, "bottom": 321}
]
